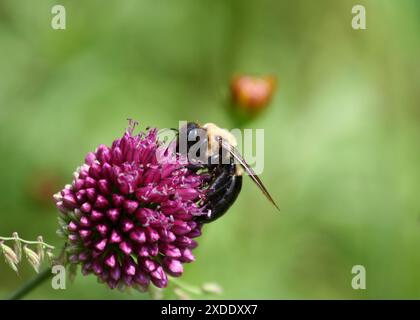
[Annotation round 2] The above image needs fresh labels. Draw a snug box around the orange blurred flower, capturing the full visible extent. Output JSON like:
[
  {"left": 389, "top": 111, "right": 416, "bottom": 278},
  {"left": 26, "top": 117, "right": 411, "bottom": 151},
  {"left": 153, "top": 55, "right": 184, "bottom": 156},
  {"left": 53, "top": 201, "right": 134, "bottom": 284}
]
[{"left": 230, "top": 75, "right": 277, "bottom": 114}]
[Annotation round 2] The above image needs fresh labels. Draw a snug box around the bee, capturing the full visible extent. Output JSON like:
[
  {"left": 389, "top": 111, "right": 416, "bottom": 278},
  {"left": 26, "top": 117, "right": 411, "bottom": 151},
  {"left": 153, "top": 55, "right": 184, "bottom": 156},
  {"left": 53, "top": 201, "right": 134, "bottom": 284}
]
[{"left": 176, "top": 122, "right": 279, "bottom": 223}]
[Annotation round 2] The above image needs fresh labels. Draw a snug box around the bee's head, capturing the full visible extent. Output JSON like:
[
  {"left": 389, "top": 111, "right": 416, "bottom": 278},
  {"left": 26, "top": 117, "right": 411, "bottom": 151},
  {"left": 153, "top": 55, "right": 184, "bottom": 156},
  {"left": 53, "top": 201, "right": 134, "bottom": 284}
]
[
  {"left": 183, "top": 121, "right": 204, "bottom": 151},
  {"left": 180, "top": 122, "right": 237, "bottom": 164}
]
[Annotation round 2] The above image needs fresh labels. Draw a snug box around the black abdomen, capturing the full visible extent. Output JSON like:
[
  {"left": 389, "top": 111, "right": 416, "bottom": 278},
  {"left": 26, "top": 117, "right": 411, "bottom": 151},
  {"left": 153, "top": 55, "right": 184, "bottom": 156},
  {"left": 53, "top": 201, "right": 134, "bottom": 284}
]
[{"left": 197, "top": 164, "right": 243, "bottom": 223}]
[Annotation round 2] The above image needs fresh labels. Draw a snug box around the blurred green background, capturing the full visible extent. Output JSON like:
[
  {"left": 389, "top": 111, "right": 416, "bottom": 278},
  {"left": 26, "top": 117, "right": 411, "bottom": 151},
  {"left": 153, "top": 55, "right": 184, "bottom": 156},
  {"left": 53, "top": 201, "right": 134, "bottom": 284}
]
[{"left": 1, "top": 0, "right": 420, "bottom": 299}]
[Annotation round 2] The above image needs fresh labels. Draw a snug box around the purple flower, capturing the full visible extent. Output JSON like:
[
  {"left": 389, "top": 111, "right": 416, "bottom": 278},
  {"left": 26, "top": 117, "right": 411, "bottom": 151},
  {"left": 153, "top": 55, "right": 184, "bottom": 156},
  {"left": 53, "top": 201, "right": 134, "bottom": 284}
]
[{"left": 54, "top": 122, "right": 208, "bottom": 291}]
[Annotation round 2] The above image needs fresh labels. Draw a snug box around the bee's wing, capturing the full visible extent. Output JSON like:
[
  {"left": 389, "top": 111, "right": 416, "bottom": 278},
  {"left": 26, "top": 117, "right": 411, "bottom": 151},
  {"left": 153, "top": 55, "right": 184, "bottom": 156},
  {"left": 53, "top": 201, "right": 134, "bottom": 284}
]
[{"left": 220, "top": 139, "right": 280, "bottom": 211}]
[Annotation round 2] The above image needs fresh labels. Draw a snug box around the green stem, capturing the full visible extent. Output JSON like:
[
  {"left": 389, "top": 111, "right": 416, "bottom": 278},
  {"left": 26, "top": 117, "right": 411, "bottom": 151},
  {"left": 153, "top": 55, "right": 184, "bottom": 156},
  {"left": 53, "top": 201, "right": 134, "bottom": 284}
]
[
  {"left": 0, "top": 236, "right": 55, "bottom": 249},
  {"left": 7, "top": 267, "right": 52, "bottom": 300}
]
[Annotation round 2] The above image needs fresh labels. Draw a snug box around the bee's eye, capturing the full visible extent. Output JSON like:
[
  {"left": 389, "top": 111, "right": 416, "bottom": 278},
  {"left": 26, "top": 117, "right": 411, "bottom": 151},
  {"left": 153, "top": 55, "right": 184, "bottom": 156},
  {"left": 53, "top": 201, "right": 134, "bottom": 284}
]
[
  {"left": 188, "top": 128, "right": 207, "bottom": 142},
  {"left": 186, "top": 122, "right": 200, "bottom": 132},
  {"left": 188, "top": 129, "right": 200, "bottom": 140},
  {"left": 187, "top": 128, "right": 208, "bottom": 153}
]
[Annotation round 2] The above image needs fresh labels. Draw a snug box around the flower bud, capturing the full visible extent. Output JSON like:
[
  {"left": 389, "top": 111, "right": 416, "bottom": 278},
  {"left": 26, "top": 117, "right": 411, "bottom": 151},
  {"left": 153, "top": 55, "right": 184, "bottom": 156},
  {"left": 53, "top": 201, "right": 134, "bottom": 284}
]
[
  {"left": 230, "top": 75, "right": 277, "bottom": 115},
  {"left": 1, "top": 242, "right": 19, "bottom": 273},
  {"left": 46, "top": 249, "right": 54, "bottom": 264},
  {"left": 174, "top": 287, "right": 191, "bottom": 300},
  {"left": 12, "top": 232, "right": 22, "bottom": 262},
  {"left": 201, "top": 282, "right": 223, "bottom": 295},
  {"left": 24, "top": 245, "right": 40, "bottom": 273},
  {"left": 37, "top": 236, "right": 45, "bottom": 262}
]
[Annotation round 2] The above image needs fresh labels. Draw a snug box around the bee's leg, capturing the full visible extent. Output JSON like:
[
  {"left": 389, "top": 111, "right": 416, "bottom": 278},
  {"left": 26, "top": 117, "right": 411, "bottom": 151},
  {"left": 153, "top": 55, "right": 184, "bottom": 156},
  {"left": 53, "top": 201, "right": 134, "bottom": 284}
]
[
  {"left": 198, "top": 175, "right": 242, "bottom": 223},
  {"left": 207, "top": 169, "right": 230, "bottom": 191},
  {"left": 185, "top": 163, "right": 206, "bottom": 171},
  {"left": 204, "top": 162, "right": 236, "bottom": 193}
]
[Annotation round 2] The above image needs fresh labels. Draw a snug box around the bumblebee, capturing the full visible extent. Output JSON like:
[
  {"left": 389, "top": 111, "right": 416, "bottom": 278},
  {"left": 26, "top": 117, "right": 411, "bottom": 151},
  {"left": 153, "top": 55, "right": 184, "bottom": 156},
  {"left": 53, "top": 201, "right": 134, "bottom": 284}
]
[{"left": 176, "top": 122, "right": 278, "bottom": 223}]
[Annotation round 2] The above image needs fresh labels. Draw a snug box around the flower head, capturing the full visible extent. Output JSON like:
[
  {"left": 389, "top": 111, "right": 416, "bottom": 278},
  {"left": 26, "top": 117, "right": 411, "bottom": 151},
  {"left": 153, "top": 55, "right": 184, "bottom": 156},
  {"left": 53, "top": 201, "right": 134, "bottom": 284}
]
[{"left": 54, "top": 122, "right": 208, "bottom": 290}]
